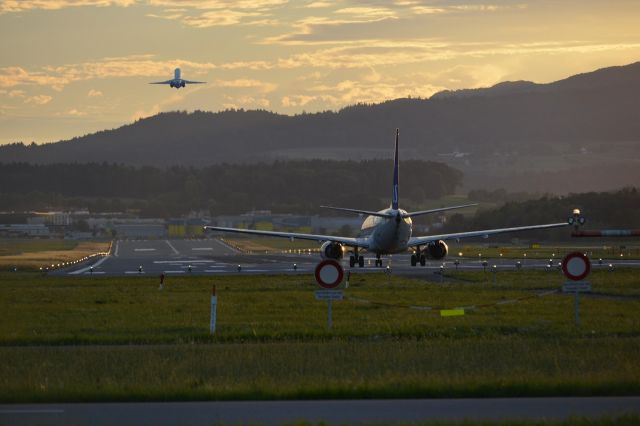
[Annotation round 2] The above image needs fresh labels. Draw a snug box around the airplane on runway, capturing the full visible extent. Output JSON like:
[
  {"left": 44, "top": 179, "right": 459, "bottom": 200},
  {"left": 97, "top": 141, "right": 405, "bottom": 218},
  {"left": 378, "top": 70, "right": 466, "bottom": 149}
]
[
  {"left": 149, "top": 68, "right": 205, "bottom": 89},
  {"left": 205, "top": 129, "right": 570, "bottom": 267}
]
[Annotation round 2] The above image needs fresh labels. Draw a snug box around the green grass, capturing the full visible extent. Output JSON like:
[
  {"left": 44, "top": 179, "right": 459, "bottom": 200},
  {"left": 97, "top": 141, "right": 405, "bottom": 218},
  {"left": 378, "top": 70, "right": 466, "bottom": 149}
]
[
  {"left": 1, "top": 337, "right": 639, "bottom": 402},
  {"left": 1, "top": 270, "right": 639, "bottom": 402},
  {"left": 1, "top": 270, "right": 639, "bottom": 344}
]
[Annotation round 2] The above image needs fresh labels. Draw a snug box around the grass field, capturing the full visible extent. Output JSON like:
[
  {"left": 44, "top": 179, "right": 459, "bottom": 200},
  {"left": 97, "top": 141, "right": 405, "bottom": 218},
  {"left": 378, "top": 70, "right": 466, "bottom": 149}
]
[
  {"left": 0, "top": 238, "right": 111, "bottom": 270},
  {"left": 0, "top": 269, "right": 639, "bottom": 402}
]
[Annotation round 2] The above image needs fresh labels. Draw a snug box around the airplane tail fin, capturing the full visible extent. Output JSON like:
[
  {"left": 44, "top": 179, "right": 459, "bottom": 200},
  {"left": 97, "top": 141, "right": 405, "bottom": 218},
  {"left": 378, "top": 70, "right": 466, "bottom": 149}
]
[
  {"left": 174, "top": 68, "right": 181, "bottom": 80},
  {"left": 392, "top": 128, "right": 399, "bottom": 210}
]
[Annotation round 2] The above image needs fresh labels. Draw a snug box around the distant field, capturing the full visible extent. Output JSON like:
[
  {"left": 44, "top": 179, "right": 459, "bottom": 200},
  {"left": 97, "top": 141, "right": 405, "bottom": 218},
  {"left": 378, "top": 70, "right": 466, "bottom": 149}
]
[
  {"left": 0, "top": 269, "right": 639, "bottom": 402},
  {"left": 0, "top": 239, "right": 111, "bottom": 270}
]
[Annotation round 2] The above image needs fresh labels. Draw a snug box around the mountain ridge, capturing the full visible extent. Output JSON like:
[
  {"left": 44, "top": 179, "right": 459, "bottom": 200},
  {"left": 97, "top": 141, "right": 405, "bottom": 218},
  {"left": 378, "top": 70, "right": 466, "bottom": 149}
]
[{"left": 1, "top": 61, "right": 639, "bottom": 185}]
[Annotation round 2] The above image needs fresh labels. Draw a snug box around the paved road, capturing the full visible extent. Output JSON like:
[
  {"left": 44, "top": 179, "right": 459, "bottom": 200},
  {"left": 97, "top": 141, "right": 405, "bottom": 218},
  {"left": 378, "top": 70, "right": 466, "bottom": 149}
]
[
  {"left": 1, "top": 397, "right": 639, "bottom": 426},
  {"left": 54, "top": 238, "right": 640, "bottom": 278}
]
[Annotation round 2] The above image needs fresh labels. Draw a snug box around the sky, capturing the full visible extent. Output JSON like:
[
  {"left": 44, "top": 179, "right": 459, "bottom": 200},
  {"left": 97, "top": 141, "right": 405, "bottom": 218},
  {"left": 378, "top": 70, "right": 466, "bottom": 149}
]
[{"left": 1, "top": 0, "right": 640, "bottom": 145}]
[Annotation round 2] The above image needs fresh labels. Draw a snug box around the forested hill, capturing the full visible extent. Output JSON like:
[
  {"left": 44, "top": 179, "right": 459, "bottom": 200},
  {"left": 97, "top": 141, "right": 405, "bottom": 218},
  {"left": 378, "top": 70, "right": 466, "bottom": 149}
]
[
  {"left": 1, "top": 62, "right": 640, "bottom": 167},
  {"left": 446, "top": 187, "right": 640, "bottom": 240},
  {"left": 0, "top": 160, "right": 461, "bottom": 216}
]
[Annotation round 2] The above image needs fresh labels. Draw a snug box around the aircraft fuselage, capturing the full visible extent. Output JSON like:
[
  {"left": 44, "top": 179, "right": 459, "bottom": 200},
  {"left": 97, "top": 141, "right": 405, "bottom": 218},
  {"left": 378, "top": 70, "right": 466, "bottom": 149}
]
[{"left": 360, "top": 208, "right": 412, "bottom": 254}]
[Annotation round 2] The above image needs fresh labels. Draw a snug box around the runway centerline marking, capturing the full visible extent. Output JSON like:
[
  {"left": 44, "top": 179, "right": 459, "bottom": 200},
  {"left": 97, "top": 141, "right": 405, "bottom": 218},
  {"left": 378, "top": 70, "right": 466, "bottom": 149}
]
[
  {"left": 134, "top": 248, "right": 156, "bottom": 252},
  {"left": 113, "top": 241, "right": 120, "bottom": 257},
  {"left": 192, "top": 247, "right": 213, "bottom": 251}
]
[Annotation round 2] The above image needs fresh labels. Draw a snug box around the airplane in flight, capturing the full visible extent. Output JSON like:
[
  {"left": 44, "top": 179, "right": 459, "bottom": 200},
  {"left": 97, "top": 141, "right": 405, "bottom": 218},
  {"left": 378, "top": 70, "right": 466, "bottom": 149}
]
[
  {"left": 205, "top": 129, "right": 570, "bottom": 268},
  {"left": 149, "top": 68, "right": 205, "bottom": 89}
]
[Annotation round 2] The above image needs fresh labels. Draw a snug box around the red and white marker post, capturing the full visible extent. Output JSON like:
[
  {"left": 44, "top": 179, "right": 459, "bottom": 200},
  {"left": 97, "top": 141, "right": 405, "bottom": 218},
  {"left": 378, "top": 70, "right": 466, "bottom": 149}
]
[
  {"left": 561, "top": 252, "right": 592, "bottom": 326},
  {"left": 314, "top": 260, "right": 344, "bottom": 330}
]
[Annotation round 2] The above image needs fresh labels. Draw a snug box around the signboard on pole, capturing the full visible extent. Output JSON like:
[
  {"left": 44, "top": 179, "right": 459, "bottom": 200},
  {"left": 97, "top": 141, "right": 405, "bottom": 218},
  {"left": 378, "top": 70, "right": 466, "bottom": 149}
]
[
  {"left": 562, "top": 281, "right": 592, "bottom": 293},
  {"left": 315, "top": 259, "right": 344, "bottom": 289},
  {"left": 561, "top": 252, "right": 591, "bottom": 281},
  {"left": 314, "top": 259, "right": 345, "bottom": 330},
  {"left": 315, "top": 290, "right": 344, "bottom": 300}
]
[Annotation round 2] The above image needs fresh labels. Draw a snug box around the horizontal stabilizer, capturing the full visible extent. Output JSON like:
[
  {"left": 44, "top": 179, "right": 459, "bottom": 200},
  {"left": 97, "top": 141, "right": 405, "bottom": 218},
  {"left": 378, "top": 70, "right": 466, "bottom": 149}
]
[
  {"left": 320, "top": 205, "right": 394, "bottom": 218},
  {"left": 402, "top": 203, "right": 478, "bottom": 218}
]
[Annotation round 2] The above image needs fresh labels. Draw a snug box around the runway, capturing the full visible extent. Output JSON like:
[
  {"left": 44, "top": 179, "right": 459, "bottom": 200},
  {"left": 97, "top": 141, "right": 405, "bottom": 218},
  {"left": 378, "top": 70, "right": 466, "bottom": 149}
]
[
  {"left": 1, "top": 397, "right": 639, "bottom": 425},
  {"left": 55, "top": 238, "right": 640, "bottom": 278}
]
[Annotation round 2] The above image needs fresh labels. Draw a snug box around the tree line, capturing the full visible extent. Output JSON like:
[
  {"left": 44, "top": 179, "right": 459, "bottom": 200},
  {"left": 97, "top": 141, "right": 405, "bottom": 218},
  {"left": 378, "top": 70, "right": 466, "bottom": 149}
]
[
  {"left": 0, "top": 160, "right": 462, "bottom": 217},
  {"left": 443, "top": 187, "right": 640, "bottom": 241}
]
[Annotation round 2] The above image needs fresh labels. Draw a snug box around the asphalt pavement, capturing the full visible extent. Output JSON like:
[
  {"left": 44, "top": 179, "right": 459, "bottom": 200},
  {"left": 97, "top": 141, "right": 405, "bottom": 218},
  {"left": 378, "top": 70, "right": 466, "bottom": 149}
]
[
  {"left": 2, "top": 397, "right": 639, "bottom": 426},
  {"left": 53, "top": 238, "right": 640, "bottom": 278}
]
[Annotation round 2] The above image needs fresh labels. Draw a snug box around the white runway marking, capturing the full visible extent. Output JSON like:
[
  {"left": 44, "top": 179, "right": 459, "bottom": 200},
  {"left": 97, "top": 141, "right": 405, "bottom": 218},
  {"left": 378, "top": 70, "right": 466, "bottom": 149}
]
[
  {"left": 84, "top": 271, "right": 105, "bottom": 275},
  {"left": 153, "top": 260, "right": 215, "bottom": 264},
  {"left": 192, "top": 247, "right": 213, "bottom": 251},
  {"left": 113, "top": 240, "right": 120, "bottom": 257},
  {"left": 68, "top": 255, "right": 110, "bottom": 275},
  {"left": 134, "top": 248, "right": 156, "bottom": 252},
  {"left": 165, "top": 240, "right": 180, "bottom": 255},
  {"left": 125, "top": 271, "right": 146, "bottom": 274},
  {"left": 164, "top": 270, "right": 185, "bottom": 274},
  {"left": 213, "top": 238, "right": 240, "bottom": 253}
]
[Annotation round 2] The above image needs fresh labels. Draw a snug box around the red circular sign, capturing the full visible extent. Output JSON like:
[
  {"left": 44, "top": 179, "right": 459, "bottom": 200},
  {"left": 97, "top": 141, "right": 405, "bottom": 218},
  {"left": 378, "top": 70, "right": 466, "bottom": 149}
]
[
  {"left": 561, "top": 252, "right": 591, "bottom": 281},
  {"left": 314, "top": 260, "right": 344, "bottom": 289}
]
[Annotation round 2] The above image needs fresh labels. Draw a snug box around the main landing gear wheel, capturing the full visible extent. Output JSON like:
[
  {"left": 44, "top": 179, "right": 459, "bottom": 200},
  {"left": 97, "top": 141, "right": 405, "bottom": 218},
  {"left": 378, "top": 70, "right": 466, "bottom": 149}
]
[
  {"left": 420, "top": 255, "right": 426, "bottom": 266},
  {"left": 410, "top": 254, "right": 417, "bottom": 266},
  {"left": 350, "top": 255, "right": 365, "bottom": 268}
]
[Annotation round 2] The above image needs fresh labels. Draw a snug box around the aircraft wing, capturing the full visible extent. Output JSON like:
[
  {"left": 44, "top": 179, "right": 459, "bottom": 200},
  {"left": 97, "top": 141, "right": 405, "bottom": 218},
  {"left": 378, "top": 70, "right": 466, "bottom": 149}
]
[
  {"left": 149, "top": 80, "right": 173, "bottom": 84},
  {"left": 408, "top": 222, "right": 569, "bottom": 247},
  {"left": 204, "top": 226, "right": 369, "bottom": 248},
  {"left": 183, "top": 80, "right": 206, "bottom": 84}
]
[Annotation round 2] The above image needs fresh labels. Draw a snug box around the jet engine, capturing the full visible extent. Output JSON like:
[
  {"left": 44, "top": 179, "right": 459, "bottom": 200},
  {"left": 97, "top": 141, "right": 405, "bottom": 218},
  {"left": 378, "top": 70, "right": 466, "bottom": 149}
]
[
  {"left": 180, "top": 81, "right": 186, "bottom": 87},
  {"left": 426, "top": 240, "right": 448, "bottom": 260},
  {"left": 320, "top": 241, "right": 343, "bottom": 260}
]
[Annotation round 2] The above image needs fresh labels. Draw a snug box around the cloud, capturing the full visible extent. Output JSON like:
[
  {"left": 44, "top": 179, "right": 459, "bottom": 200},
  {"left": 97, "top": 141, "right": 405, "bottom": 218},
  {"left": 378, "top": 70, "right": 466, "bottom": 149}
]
[
  {"left": 8, "top": 89, "right": 25, "bottom": 98},
  {"left": 145, "top": 0, "right": 288, "bottom": 27},
  {"left": 63, "top": 108, "right": 87, "bottom": 116},
  {"left": 0, "top": 66, "right": 68, "bottom": 90},
  {"left": 306, "top": 1, "right": 331, "bottom": 8},
  {"left": 0, "top": 0, "right": 135, "bottom": 14},
  {"left": 1, "top": 55, "right": 216, "bottom": 90},
  {"left": 222, "top": 95, "right": 270, "bottom": 109},
  {"left": 25, "top": 95, "right": 53, "bottom": 105},
  {"left": 87, "top": 89, "right": 103, "bottom": 97},
  {"left": 281, "top": 94, "right": 315, "bottom": 107},
  {"left": 214, "top": 79, "right": 277, "bottom": 93}
]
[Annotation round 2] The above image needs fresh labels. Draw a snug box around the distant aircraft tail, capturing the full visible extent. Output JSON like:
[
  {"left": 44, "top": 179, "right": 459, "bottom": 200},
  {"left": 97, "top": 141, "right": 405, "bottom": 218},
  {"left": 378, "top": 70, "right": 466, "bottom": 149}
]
[
  {"left": 392, "top": 128, "right": 399, "bottom": 210},
  {"left": 174, "top": 68, "right": 181, "bottom": 80}
]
